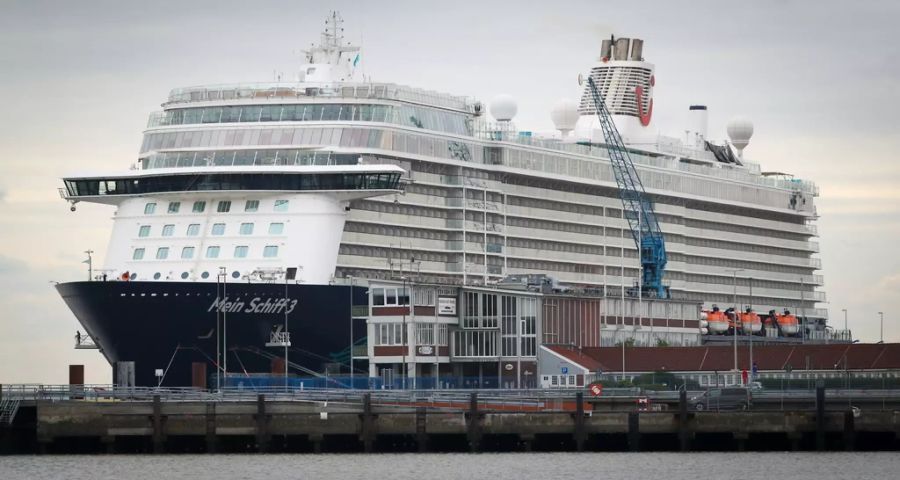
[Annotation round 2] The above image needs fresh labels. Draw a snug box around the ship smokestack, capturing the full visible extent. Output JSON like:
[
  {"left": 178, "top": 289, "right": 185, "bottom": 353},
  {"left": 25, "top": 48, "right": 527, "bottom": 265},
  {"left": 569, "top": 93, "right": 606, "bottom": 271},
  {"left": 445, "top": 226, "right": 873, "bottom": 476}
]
[{"left": 687, "top": 105, "right": 708, "bottom": 147}]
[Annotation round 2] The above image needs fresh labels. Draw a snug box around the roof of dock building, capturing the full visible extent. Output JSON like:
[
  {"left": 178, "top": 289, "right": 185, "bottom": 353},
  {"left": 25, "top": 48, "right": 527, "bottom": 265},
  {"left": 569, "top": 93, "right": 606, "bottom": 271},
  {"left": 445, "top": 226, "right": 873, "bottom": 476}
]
[{"left": 545, "top": 343, "right": 900, "bottom": 373}]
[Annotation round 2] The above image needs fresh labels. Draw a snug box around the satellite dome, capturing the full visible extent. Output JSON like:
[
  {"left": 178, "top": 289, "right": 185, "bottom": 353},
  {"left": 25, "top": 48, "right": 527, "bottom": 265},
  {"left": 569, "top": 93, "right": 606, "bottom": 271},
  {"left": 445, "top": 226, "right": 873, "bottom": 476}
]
[
  {"left": 550, "top": 98, "right": 579, "bottom": 135},
  {"left": 489, "top": 94, "right": 518, "bottom": 122},
  {"left": 727, "top": 117, "right": 754, "bottom": 155}
]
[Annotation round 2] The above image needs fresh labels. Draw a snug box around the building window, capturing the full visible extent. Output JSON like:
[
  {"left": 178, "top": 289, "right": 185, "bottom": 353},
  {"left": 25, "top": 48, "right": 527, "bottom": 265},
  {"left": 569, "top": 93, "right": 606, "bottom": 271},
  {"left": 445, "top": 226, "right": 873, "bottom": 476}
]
[
  {"left": 206, "top": 246, "right": 220, "bottom": 258},
  {"left": 192, "top": 201, "right": 206, "bottom": 213},
  {"left": 181, "top": 246, "right": 195, "bottom": 259},
  {"left": 274, "top": 199, "right": 289, "bottom": 212},
  {"left": 245, "top": 200, "right": 259, "bottom": 212},
  {"left": 167, "top": 202, "right": 181, "bottom": 213},
  {"left": 239, "top": 223, "right": 254, "bottom": 235},
  {"left": 234, "top": 246, "right": 249, "bottom": 258},
  {"left": 217, "top": 200, "right": 231, "bottom": 213},
  {"left": 156, "top": 247, "right": 169, "bottom": 260},
  {"left": 161, "top": 224, "right": 175, "bottom": 237},
  {"left": 374, "top": 323, "right": 407, "bottom": 345},
  {"left": 186, "top": 224, "right": 200, "bottom": 236},
  {"left": 132, "top": 248, "right": 145, "bottom": 260},
  {"left": 372, "top": 287, "right": 408, "bottom": 306},
  {"left": 138, "top": 225, "right": 151, "bottom": 237},
  {"left": 268, "top": 222, "right": 284, "bottom": 234},
  {"left": 263, "top": 245, "right": 278, "bottom": 257},
  {"left": 144, "top": 202, "right": 156, "bottom": 214},
  {"left": 211, "top": 223, "right": 225, "bottom": 235}
]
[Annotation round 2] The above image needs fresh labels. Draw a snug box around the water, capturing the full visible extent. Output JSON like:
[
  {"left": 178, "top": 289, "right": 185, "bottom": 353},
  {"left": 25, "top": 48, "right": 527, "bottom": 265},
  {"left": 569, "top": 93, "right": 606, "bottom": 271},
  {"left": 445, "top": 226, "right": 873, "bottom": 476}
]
[{"left": 1, "top": 453, "right": 898, "bottom": 480}]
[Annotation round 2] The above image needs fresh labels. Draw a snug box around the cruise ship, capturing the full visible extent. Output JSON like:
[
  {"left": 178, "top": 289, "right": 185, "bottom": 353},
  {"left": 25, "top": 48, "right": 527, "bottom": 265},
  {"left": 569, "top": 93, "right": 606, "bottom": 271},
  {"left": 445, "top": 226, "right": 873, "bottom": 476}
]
[{"left": 57, "top": 13, "right": 826, "bottom": 387}]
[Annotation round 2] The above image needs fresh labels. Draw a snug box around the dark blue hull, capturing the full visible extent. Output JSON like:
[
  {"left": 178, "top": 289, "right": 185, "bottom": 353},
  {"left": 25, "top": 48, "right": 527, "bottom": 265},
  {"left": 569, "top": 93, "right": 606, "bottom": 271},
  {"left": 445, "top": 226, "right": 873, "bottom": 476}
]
[{"left": 56, "top": 281, "right": 367, "bottom": 387}]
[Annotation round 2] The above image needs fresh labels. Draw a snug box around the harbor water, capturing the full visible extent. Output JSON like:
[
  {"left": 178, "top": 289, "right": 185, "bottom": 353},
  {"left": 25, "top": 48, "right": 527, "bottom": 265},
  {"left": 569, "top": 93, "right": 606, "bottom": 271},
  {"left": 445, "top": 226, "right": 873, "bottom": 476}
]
[{"left": 1, "top": 452, "right": 898, "bottom": 480}]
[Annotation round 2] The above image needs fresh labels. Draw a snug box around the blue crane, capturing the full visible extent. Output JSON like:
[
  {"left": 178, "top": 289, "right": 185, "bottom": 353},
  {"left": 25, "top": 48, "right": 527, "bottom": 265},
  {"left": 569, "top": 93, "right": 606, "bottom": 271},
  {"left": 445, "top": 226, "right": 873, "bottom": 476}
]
[{"left": 585, "top": 76, "right": 669, "bottom": 299}]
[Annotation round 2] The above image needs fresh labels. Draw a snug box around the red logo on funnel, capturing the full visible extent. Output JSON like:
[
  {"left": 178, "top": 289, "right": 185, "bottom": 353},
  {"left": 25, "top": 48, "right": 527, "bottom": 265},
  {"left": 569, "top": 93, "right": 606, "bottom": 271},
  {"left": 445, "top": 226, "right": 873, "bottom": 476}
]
[{"left": 635, "top": 85, "right": 653, "bottom": 126}]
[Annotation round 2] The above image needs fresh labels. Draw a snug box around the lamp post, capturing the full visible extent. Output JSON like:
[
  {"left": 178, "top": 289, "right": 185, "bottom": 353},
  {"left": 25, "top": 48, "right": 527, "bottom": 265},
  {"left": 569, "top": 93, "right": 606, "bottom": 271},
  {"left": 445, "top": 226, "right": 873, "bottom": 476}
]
[
  {"left": 726, "top": 268, "right": 744, "bottom": 375},
  {"left": 879, "top": 311, "right": 884, "bottom": 343}
]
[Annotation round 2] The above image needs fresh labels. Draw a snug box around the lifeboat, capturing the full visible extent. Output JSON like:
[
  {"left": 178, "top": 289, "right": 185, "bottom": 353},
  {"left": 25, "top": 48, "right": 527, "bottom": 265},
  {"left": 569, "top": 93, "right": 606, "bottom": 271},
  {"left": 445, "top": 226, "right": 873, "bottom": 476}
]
[
  {"left": 706, "top": 306, "right": 729, "bottom": 334},
  {"left": 740, "top": 308, "right": 762, "bottom": 334},
  {"left": 778, "top": 309, "right": 800, "bottom": 335}
]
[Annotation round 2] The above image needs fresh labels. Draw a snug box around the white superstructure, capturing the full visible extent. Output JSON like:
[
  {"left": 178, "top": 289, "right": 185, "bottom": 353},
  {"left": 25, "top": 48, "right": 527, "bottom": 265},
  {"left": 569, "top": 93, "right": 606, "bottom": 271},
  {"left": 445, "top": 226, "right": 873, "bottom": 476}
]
[{"left": 61, "top": 17, "right": 825, "bottom": 326}]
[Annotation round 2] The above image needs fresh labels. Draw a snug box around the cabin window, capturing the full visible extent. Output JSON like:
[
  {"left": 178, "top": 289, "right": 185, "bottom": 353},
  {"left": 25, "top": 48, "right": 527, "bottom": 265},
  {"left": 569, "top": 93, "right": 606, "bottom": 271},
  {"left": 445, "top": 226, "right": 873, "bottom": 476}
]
[
  {"left": 217, "top": 200, "right": 231, "bottom": 213},
  {"left": 162, "top": 224, "right": 175, "bottom": 237},
  {"left": 274, "top": 199, "right": 289, "bottom": 212},
  {"left": 268, "top": 222, "right": 284, "bottom": 234},
  {"left": 205, "top": 246, "right": 220, "bottom": 258},
  {"left": 132, "top": 248, "right": 145, "bottom": 260},
  {"left": 138, "top": 225, "right": 151, "bottom": 237},
  {"left": 186, "top": 224, "right": 200, "bottom": 236},
  {"left": 144, "top": 202, "right": 156, "bottom": 214},
  {"left": 245, "top": 200, "right": 259, "bottom": 212},
  {"left": 155, "top": 247, "right": 169, "bottom": 260},
  {"left": 181, "top": 247, "right": 195, "bottom": 259},
  {"left": 239, "top": 223, "right": 254, "bottom": 235},
  {"left": 234, "top": 246, "right": 248, "bottom": 258},
  {"left": 192, "top": 201, "right": 206, "bottom": 213},
  {"left": 167, "top": 201, "right": 180, "bottom": 213},
  {"left": 263, "top": 245, "right": 278, "bottom": 258},
  {"left": 211, "top": 223, "right": 225, "bottom": 235}
]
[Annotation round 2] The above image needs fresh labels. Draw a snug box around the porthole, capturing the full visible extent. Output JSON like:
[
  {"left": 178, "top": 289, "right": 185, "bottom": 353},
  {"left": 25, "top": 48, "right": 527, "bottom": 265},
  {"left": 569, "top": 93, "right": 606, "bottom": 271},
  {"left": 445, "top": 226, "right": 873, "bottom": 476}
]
[
  {"left": 181, "top": 272, "right": 189, "bottom": 279},
  {"left": 130, "top": 272, "right": 137, "bottom": 280},
  {"left": 201, "top": 271, "right": 210, "bottom": 279},
  {"left": 153, "top": 272, "right": 161, "bottom": 280},
  {"left": 232, "top": 271, "right": 240, "bottom": 279}
]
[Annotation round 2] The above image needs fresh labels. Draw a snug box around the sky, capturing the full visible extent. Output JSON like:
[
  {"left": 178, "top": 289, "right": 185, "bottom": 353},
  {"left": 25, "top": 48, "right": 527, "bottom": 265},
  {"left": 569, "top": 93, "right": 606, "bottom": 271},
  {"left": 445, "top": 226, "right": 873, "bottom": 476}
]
[{"left": 0, "top": 0, "right": 898, "bottom": 384}]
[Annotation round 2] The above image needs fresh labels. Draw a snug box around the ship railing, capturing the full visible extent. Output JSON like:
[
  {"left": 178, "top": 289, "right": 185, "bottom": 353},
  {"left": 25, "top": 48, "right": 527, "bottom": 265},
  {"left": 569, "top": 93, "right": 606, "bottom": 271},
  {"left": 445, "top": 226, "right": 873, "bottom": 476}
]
[{"left": 163, "top": 82, "right": 474, "bottom": 112}]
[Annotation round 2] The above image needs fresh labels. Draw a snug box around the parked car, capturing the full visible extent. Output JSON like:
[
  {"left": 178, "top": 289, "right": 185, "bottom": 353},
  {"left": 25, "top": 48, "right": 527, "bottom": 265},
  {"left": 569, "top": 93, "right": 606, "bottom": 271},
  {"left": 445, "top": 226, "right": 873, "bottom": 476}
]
[{"left": 689, "top": 387, "right": 751, "bottom": 411}]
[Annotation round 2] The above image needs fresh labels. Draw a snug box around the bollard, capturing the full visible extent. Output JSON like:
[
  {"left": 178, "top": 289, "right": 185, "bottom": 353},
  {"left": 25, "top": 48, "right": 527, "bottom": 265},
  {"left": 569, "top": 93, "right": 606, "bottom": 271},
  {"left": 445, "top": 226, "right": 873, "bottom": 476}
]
[
  {"left": 256, "top": 394, "right": 269, "bottom": 453},
  {"left": 573, "top": 392, "right": 586, "bottom": 451},
  {"left": 815, "top": 384, "right": 825, "bottom": 451}
]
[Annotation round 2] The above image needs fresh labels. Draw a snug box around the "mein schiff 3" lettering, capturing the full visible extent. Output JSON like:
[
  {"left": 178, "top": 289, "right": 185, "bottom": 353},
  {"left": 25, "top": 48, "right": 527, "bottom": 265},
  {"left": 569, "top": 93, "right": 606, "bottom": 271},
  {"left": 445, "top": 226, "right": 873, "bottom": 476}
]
[{"left": 207, "top": 296, "right": 298, "bottom": 314}]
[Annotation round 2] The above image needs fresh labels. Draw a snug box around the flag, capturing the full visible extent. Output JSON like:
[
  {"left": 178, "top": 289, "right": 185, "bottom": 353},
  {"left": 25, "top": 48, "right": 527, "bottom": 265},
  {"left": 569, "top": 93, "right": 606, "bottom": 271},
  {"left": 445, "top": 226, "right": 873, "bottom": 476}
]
[{"left": 353, "top": 53, "right": 360, "bottom": 67}]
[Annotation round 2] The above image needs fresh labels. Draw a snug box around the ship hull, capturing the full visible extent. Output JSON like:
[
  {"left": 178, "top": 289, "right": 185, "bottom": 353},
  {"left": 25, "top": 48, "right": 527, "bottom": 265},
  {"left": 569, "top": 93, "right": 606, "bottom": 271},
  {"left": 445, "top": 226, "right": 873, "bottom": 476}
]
[{"left": 56, "top": 281, "right": 367, "bottom": 387}]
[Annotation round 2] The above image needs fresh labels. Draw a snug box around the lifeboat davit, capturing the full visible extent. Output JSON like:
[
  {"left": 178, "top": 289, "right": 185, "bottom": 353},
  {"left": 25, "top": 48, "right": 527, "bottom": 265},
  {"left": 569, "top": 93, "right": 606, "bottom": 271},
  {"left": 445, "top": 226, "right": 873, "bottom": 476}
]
[
  {"left": 706, "top": 306, "right": 729, "bottom": 334},
  {"left": 740, "top": 309, "right": 762, "bottom": 334}
]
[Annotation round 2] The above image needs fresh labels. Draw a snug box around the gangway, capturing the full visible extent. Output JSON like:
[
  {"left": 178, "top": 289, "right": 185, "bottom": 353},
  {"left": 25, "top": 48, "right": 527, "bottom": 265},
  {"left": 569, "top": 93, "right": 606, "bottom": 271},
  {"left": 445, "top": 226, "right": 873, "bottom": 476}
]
[
  {"left": 74, "top": 331, "right": 99, "bottom": 349},
  {"left": 0, "top": 398, "right": 20, "bottom": 425}
]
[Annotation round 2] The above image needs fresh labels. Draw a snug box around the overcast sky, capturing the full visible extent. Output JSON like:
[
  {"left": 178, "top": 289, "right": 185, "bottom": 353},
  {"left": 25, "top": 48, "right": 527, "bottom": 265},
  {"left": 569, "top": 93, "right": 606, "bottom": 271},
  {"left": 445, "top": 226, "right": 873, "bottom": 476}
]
[{"left": 1, "top": 0, "right": 898, "bottom": 384}]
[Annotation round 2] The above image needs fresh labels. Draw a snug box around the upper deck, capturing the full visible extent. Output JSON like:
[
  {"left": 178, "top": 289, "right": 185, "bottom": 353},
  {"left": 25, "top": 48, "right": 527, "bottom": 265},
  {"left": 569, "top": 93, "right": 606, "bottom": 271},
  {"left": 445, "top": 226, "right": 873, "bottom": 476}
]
[{"left": 162, "top": 82, "right": 476, "bottom": 114}]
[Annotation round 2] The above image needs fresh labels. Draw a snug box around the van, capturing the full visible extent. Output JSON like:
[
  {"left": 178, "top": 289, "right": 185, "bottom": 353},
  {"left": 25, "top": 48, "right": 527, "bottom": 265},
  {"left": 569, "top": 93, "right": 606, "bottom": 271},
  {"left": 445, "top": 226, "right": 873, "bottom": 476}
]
[{"left": 689, "top": 387, "right": 751, "bottom": 411}]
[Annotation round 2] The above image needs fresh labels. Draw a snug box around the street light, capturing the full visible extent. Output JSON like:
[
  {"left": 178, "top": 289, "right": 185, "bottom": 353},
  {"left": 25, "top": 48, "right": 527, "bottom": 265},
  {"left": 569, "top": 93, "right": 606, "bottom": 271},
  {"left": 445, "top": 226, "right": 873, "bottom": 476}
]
[
  {"left": 726, "top": 268, "right": 744, "bottom": 375},
  {"left": 879, "top": 311, "right": 884, "bottom": 343}
]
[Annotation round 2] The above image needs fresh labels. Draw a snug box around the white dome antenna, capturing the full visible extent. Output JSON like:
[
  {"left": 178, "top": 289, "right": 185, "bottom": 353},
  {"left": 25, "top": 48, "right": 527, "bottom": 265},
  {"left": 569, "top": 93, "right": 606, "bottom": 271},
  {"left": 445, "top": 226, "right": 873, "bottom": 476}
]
[
  {"left": 489, "top": 94, "right": 518, "bottom": 122},
  {"left": 727, "top": 117, "right": 754, "bottom": 158},
  {"left": 551, "top": 98, "right": 578, "bottom": 137}
]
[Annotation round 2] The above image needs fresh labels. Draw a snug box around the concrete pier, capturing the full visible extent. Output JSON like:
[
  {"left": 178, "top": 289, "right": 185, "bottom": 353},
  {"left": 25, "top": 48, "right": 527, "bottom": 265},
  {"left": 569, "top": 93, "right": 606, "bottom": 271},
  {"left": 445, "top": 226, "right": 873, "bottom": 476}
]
[{"left": 2, "top": 392, "right": 898, "bottom": 454}]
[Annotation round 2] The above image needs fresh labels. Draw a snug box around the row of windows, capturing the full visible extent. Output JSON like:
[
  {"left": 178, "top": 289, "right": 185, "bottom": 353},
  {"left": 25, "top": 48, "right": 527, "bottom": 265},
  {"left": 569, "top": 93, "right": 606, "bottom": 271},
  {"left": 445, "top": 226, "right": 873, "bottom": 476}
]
[
  {"left": 138, "top": 222, "right": 285, "bottom": 237},
  {"left": 141, "top": 199, "right": 285, "bottom": 215},
  {"left": 148, "top": 103, "right": 471, "bottom": 136},
  {"left": 64, "top": 172, "right": 401, "bottom": 197},
  {"left": 142, "top": 150, "right": 360, "bottom": 169},
  {"left": 132, "top": 245, "right": 279, "bottom": 260}
]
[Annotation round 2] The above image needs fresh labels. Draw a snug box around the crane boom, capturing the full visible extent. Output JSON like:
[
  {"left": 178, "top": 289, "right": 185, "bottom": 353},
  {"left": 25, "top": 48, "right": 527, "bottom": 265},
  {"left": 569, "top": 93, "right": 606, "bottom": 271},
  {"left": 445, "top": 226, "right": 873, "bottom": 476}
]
[{"left": 585, "top": 76, "right": 668, "bottom": 298}]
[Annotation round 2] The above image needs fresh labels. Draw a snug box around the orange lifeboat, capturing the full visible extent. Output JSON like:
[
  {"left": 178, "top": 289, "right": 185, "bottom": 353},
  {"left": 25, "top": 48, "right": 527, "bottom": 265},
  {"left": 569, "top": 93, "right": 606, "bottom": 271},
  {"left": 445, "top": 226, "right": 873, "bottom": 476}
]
[
  {"left": 777, "top": 309, "right": 800, "bottom": 335},
  {"left": 706, "top": 306, "right": 728, "bottom": 334},
  {"left": 740, "top": 308, "right": 762, "bottom": 334}
]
